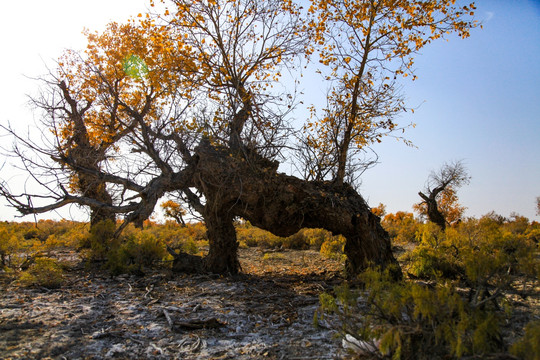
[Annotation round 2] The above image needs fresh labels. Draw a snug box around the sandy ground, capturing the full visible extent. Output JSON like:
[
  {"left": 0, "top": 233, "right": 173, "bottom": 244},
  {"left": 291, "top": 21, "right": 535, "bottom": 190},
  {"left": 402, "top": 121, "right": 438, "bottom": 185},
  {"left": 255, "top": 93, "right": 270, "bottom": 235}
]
[{"left": 0, "top": 248, "right": 348, "bottom": 359}]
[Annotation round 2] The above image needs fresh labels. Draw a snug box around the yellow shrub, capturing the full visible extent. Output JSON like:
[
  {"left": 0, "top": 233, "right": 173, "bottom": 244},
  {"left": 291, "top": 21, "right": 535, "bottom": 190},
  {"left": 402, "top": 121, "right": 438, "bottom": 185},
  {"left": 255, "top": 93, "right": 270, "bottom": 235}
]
[
  {"left": 302, "top": 228, "right": 333, "bottom": 250},
  {"left": 407, "top": 219, "right": 538, "bottom": 303},
  {"left": 511, "top": 320, "right": 540, "bottom": 360},
  {"left": 382, "top": 211, "right": 421, "bottom": 244},
  {"left": 319, "top": 235, "right": 345, "bottom": 260},
  {"left": 317, "top": 268, "right": 505, "bottom": 359},
  {"left": 19, "top": 257, "right": 64, "bottom": 289},
  {"left": 0, "top": 224, "right": 23, "bottom": 269},
  {"left": 106, "top": 231, "right": 167, "bottom": 275},
  {"left": 80, "top": 220, "right": 118, "bottom": 261},
  {"left": 262, "top": 252, "right": 285, "bottom": 261},
  {"left": 317, "top": 216, "right": 540, "bottom": 359},
  {"left": 181, "top": 238, "right": 199, "bottom": 254}
]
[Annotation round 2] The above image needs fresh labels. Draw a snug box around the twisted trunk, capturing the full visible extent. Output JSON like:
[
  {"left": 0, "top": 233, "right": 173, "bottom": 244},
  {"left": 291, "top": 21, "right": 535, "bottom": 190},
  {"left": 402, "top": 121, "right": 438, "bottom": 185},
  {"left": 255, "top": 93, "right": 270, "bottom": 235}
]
[
  {"left": 72, "top": 151, "right": 116, "bottom": 228},
  {"left": 418, "top": 190, "right": 446, "bottom": 230},
  {"left": 86, "top": 181, "right": 116, "bottom": 227},
  {"left": 171, "top": 142, "right": 400, "bottom": 277}
]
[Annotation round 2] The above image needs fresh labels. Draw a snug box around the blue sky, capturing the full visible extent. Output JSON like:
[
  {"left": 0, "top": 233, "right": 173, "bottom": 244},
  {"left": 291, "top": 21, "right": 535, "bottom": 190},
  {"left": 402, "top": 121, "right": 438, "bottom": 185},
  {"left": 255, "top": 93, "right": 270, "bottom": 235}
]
[
  {"left": 360, "top": 0, "right": 540, "bottom": 220},
  {"left": 0, "top": 0, "right": 539, "bottom": 221}
]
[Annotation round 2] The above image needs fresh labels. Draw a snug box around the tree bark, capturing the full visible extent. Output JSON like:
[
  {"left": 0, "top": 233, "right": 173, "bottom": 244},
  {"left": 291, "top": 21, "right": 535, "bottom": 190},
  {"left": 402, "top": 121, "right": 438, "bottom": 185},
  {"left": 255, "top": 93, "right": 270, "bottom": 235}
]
[
  {"left": 203, "top": 206, "right": 241, "bottom": 274},
  {"left": 86, "top": 181, "right": 116, "bottom": 228},
  {"left": 418, "top": 191, "right": 446, "bottom": 230}
]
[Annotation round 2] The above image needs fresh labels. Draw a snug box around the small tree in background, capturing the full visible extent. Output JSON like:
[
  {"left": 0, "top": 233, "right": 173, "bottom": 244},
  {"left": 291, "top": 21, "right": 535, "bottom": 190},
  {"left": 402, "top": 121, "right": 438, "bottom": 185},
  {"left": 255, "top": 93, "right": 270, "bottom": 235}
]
[
  {"left": 416, "top": 160, "right": 471, "bottom": 230},
  {"left": 370, "top": 203, "right": 386, "bottom": 218},
  {"left": 161, "top": 200, "right": 187, "bottom": 227},
  {"left": 414, "top": 187, "right": 467, "bottom": 227}
]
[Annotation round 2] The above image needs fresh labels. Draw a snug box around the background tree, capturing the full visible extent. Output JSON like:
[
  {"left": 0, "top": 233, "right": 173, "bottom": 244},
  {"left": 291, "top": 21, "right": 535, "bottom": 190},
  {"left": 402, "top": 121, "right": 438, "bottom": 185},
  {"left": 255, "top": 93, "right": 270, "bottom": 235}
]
[
  {"left": 0, "top": 0, "right": 477, "bottom": 276},
  {"left": 161, "top": 200, "right": 187, "bottom": 226},
  {"left": 370, "top": 203, "right": 386, "bottom": 218},
  {"left": 303, "top": 0, "right": 477, "bottom": 185},
  {"left": 413, "top": 186, "right": 467, "bottom": 227},
  {"left": 416, "top": 160, "right": 471, "bottom": 230}
]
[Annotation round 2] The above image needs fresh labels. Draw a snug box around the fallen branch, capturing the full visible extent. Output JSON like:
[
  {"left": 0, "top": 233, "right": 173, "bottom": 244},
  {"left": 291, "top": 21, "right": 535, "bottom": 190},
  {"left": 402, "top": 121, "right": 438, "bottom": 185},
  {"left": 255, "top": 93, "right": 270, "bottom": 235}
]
[
  {"left": 144, "top": 284, "right": 154, "bottom": 298},
  {"left": 163, "top": 309, "right": 174, "bottom": 329},
  {"left": 175, "top": 318, "right": 225, "bottom": 330}
]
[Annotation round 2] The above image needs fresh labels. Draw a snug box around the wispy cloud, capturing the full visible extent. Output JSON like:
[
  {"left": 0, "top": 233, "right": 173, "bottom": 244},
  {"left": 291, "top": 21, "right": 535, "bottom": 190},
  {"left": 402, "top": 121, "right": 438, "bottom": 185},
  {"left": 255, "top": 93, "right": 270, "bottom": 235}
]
[{"left": 484, "top": 11, "right": 495, "bottom": 22}]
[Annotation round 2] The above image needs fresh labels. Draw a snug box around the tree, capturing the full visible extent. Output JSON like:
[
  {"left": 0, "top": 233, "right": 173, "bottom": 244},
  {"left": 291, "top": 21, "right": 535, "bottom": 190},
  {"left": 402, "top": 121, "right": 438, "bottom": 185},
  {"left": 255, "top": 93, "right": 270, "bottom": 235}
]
[
  {"left": 161, "top": 200, "right": 187, "bottom": 226},
  {"left": 536, "top": 196, "right": 540, "bottom": 216},
  {"left": 413, "top": 186, "right": 466, "bottom": 226},
  {"left": 303, "top": 0, "right": 477, "bottom": 185},
  {"left": 416, "top": 160, "right": 471, "bottom": 230},
  {"left": 371, "top": 203, "right": 386, "bottom": 218},
  {"left": 0, "top": 0, "right": 477, "bottom": 276}
]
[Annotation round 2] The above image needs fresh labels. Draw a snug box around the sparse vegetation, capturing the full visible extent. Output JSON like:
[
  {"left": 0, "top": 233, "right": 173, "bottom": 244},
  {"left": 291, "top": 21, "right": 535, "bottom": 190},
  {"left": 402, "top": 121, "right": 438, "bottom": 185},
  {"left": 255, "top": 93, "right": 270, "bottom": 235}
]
[
  {"left": 511, "top": 320, "right": 540, "bottom": 360},
  {"left": 0, "top": 212, "right": 538, "bottom": 359},
  {"left": 18, "top": 257, "right": 64, "bottom": 289},
  {"left": 317, "top": 211, "right": 540, "bottom": 359}
]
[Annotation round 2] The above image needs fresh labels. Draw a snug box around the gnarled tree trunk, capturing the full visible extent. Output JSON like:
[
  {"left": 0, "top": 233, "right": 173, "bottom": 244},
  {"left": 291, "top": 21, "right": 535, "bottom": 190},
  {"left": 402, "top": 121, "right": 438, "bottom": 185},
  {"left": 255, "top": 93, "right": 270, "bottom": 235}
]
[
  {"left": 172, "top": 142, "right": 401, "bottom": 277},
  {"left": 418, "top": 191, "right": 446, "bottom": 230},
  {"left": 86, "top": 181, "right": 116, "bottom": 228},
  {"left": 234, "top": 175, "right": 399, "bottom": 277},
  {"left": 203, "top": 206, "right": 241, "bottom": 274}
]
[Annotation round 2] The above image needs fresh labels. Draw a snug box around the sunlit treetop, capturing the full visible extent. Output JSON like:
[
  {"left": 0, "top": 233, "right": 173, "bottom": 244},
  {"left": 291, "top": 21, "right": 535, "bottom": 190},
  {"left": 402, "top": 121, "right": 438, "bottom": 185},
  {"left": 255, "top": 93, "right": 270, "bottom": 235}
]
[
  {"left": 56, "top": 21, "right": 197, "bottom": 148},
  {"left": 141, "top": 0, "right": 308, "bottom": 152},
  {"left": 308, "top": 0, "right": 478, "bottom": 78}
]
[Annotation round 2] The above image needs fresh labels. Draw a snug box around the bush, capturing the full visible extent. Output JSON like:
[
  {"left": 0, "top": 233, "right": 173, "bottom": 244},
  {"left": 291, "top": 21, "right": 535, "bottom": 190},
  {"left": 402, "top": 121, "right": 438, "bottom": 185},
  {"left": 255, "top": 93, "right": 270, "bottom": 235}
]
[
  {"left": 303, "top": 228, "right": 333, "bottom": 250},
  {"left": 19, "top": 257, "right": 64, "bottom": 289},
  {"left": 511, "top": 320, "right": 540, "bottom": 360},
  {"left": 262, "top": 252, "right": 285, "bottom": 261},
  {"left": 526, "top": 226, "right": 540, "bottom": 243},
  {"left": 382, "top": 212, "right": 421, "bottom": 244},
  {"left": 404, "top": 223, "right": 462, "bottom": 279},
  {"left": 316, "top": 268, "right": 505, "bottom": 359},
  {"left": 319, "top": 235, "right": 345, "bottom": 260},
  {"left": 236, "top": 224, "right": 284, "bottom": 248},
  {"left": 405, "top": 219, "right": 538, "bottom": 309},
  {"left": 44, "top": 223, "right": 88, "bottom": 250},
  {"left": 80, "top": 220, "right": 118, "bottom": 261},
  {"left": 283, "top": 231, "right": 310, "bottom": 250},
  {"left": 181, "top": 238, "right": 199, "bottom": 254},
  {"left": 236, "top": 223, "right": 344, "bottom": 251},
  {"left": 0, "top": 223, "right": 23, "bottom": 269},
  {"left": 78, "top": 221, "right": 168, "bottom": 275},
  {"left": 105, "top": 231, "right": 167, "bottom": 275},
  {"left": 317, "top": 216, "right": 540, "bottom": 359}
]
